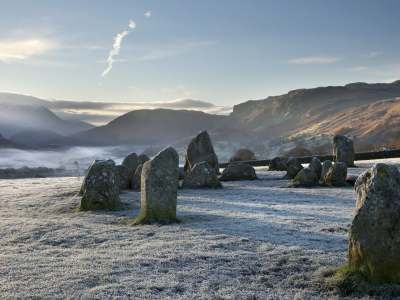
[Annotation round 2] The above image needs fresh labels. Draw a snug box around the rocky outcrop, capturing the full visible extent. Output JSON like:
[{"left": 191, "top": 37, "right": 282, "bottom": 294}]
[
  {"left": 182, "top": 162, "right": 222, "bottom": 188},
  {"left": 288, "top": 168, "right": 319, "bottom": 188},
  {"left": 80, "top": 160, "right": 120, "bottom": 210},
  {"left": 269, "top": 157, "right": 289, "bottom": 171},
  {"left": 115, "top": 165, "right": 130, "bottom": 189},
  {"left": 283, "top": 157, "right": 303, "bottom": 179},
  {"left": 183, "top": 130, "right": 219, "bottom": 174},
  {"left": 138, "top": 147, "right": 179, "bottom": 222},
  {"left": 320, "top": 160, "right": 332, "bottom": 180},
  {"left": 323, "top": 162, "right": 348, "bottom": 186},
  {"left": 308, "top": 157, "right": 322, "bottom": 178},
  {"left": 349, "top": 163, "right": 400, "bottom": 284},
  {"left": 219, "top": 163, "right": 257, "bottom": 181},
  {"left": 333, "top": 135, "right": 355, "bottom": 167},
  {"left": 131, "top": 164, "right": 144, "bottom": 190}
]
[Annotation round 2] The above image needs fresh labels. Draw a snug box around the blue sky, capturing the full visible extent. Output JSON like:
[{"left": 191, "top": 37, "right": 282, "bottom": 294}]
[{"left": 0, "top": 0, "right": 399, "bottom": 124}]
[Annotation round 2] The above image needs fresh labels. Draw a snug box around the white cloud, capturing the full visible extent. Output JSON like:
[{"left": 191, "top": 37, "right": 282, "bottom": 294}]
[
  {"left": 286, "top": 56, "right": 342, "bottom": 64},
  {"left": 129, "top": 20, "right": 136, "bottom": 29},
  {"left": 0, "top": 39, "right": 59, "bottom": 62},
  {"left": 360, "top": 52, "right": 383, "bottom": 58},
  {"left": 102, "top": 30, "right": 130, "bottom": 76},
  {"left": 145, "top": 11, "right": 151, "bottom": 17}
]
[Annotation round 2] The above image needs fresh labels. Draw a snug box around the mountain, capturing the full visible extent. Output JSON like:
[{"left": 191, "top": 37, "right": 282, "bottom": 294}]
[
  {"left": 9, "top": 129, "right": 64, "bottom": 145},
  {"left": 0, "top": 132, "right": 31, "bottom": 150},
  {"left": 62, "top": 109, "right": 227, "bottom": 146},
  {"left": 218, "top": 80, "right": 400, "bottom": 141},
  {"left": 0, "top": 92, "right": 95, "bottom": 138}
]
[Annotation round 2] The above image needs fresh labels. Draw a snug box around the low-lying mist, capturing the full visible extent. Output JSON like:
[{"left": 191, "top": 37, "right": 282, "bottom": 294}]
[{"left": 0, "top": 146, "right": 145, "bottom": 176}]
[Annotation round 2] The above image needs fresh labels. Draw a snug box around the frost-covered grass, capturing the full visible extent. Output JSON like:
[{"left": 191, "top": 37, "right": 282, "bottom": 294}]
[{"left": 1, "top": 158, "right": 399, "bottom": 299}]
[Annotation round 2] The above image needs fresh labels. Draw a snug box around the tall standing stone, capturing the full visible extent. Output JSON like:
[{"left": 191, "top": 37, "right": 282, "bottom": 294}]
[
  {"left": 139, "top": 146, "right": 179, "bottom": 221},
  {"left": 183, "top": 130, "right": 219, "bottom": 174},
  {"left": 349, "top": 164, "right": 400, "bottom": 284},
  {"left": 80, "top": 160, "right": 120, "bottom": 210},
  {"left": 308, "top": 157, "right": 322, "bottom": 178},
  {"left": 333, "top": 135, "right": 355, "bottom": 167}
]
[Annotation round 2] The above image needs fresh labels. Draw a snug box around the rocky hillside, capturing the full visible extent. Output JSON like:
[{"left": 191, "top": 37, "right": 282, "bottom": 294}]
[
  {"left": 0, "top": 93, "right": 95, "bottom": 138},
  {"left": 62, "top": 109, "right": 227, "bottom": 146},
  {"left": 0, "top": 132, "right": 31, "bottom": 150}
]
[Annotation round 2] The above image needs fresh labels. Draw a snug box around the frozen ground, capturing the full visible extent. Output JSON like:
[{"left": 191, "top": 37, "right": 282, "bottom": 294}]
[{"left": 1, "top": 158, "right": 399, "bottom": 299}]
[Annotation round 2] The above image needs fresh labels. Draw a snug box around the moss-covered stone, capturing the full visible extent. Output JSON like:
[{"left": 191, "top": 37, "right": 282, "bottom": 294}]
[
  {"left": 80, "top": 160, "right": 120, "bottom": 210},
  {"left": 283, "top": 157, "right": 303, "bottom": 179},
  {"left": 323, "top": 162, "right": 349, "bottom": 187},
  {"left": 140, "top": 146, "right": 179, "bottom": 220},
  {"left": 182, "top": 161, "right": 222, "bottom": 188},
  {"left": 349, "top": 163, "right": 400, "bottom": 284},
  {"left": 288, "top": 167, "right": 319, "bottom": 188}
]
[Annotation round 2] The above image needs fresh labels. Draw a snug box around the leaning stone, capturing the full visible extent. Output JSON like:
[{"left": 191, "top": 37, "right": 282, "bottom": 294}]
[
  {"left": 288, "top": 168, "right": 319, "bottom": 188},
  {"left": 182, "top": 162, "right": 222, "bottom": 188},
  {"left": 219, "top": 163, "right": 257, "bottom": 181},
  {"left": 333, "top": 135, "right": 355, "bottom": 167},
  {"left": 183, "top": 130, "right": 219, "bottom": 174},
  {"left": 269, "top": 157, "right": 289, "bottom": 171},
  {"left": 131, "top": 164, "right": 143, "bottom": 190},
  {"left": 115, "top": 165, "right": 130, "bottom": 189},
  {"left": 80, "top": 160, "right": 120, "bottom": 210},
  {"left": 308, "top": 157, "right": 322, "bottom": 178},
  {"left": 349, "top": 163, "right": 400, "bottom": 284},
  {"left": 283, "top": 157, "right": 303, "bottom": 179},
  {"left": 323, "top": 162, "right": 349, "bottom": 186},
  {"left": 122, "top": 153, "right": 150, "bottom": 182},
  {"left": 136, "top": 146, "right": 179, "bottom": 223},
  {"left": 320, "top": 160, "right": 332, "bottom": 180}
]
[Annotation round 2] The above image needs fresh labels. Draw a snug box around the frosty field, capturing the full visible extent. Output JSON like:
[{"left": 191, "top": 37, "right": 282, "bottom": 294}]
[{"left": 1, "top": 158, "right": 400, "bottom": 299}]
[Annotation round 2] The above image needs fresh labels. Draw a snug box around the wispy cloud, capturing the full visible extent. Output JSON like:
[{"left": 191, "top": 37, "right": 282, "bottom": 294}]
[
  {"left": 287, "top": 56, "right": 342, "bottom": 64},
  {"left": 360, "top": 52, "right": 383, "bottom": 58},
  {"left": 102, "top": 20, "right": 136, "bottom": 76},
  {"left": 0, "top": 39, "right": 59, "bottom": 62},
  {"left": 145, "top": 11, "right": 151, "bottom": 17}
]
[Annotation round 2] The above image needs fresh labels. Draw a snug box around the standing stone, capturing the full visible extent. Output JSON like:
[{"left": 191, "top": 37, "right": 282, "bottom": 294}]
[
  {"left": 115, "top": 165, "right": 130, "bottom": 189},
  {"left": 308, "top": 157, "right": 322, "bottom": 178},
  {"left": 80, "top": 160, "right": 120, "bottom": 210},
  {"left": 349, "top": 163, "right": 400, "bottom": 284},
  {"left": 320, "top": 160, "right": 332, "bottom": 180},
  {"left": 131, "top": 164, "right": 144, "bottom": 190},
  {"left": 284, "top": 157, "right": 303, "bottom": 179},
  {"left": 219, "top": 163, "right": 258, "bottom": 181},
  {"left": 182, "top": 162, "right": 222, "bottom": 188},
  {"left": 139, "top": 146, "right": 179, "bottom": 222},
  {"left": 122, "top": 153, "right": 150, "bottom": 182},
  {"left": 333, "top": 135, "right": 355, "bottom": 167},
  {"left": 269, "top": 157, "right": 289, "bottom": 171},
  {"left": 288, "top": 167, "right": 319, "bottom": 188},
  {"left": 183, "top": 130, "right": 219, "bottom": 174},
  {"left": 323, "top": 162, "right": 348, "bottom": 186}
]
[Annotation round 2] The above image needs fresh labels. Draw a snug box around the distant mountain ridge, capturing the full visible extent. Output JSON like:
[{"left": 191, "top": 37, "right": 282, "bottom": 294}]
[
  {"left": 0, "top": 132, "right": 30, "bottom": 150},
  {"left": 0, "top": 93, "right": 95, "bottom": 138},
  {"left": 61, "top": 109, "right": 227, "bottom": 146}
]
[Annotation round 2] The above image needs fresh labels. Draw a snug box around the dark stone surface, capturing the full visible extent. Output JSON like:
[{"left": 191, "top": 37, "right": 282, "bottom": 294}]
[
  {"left": 182, "top": 162, "right": 222, "bottom": 188},
  {"left": 219, "top": 163, "right": 257, "bottom": 181}
]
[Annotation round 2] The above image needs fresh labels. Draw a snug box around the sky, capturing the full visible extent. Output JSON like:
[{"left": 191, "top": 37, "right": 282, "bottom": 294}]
[{"left": 0, "top": 0, "right": 400, "bottom": 125}]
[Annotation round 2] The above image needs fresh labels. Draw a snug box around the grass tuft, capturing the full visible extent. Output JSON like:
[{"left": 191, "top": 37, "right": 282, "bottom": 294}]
[{"left": 315, "top": 265, "right": 400, "bottom": 298}]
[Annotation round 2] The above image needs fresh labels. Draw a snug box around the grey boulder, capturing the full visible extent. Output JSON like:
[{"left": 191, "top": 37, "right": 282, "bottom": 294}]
[
  {"left": 308, "top": 157, "right": 322, "bottom": 178},
  {"left": 269, "top": 157, "right": 289, "bottom": 171},
  {"left": 182, "top": 161, "right": 222, "bottom": 188},
  {"left": 320, "top": 160, "right": 332, "bottom": 180},
  {"left": 284, "top": 157, "right": 303, "bottom": 179},
  {"left": 80, "top": 160, "right": 121, "bottom": 210},
  {"left": 333, "top": 135, "right": 355, "bottom": 167},
  {"left": 219, "top": 163, "right": 257, "bottom": 181},
  {"left": 131, "top": 164, "right": 144, "bottom": 190},
  {"left": 115, "top": 165, "right": 130, "bottom": 189},
  {"left": 288, "top": 167, "right": 319, "bottom": 188},
  {"left": 323, "top": 162, "right": 349, "bottom": 186},
  {"left": 122, "top": 153, "right": 150, "bottom": 183}
]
